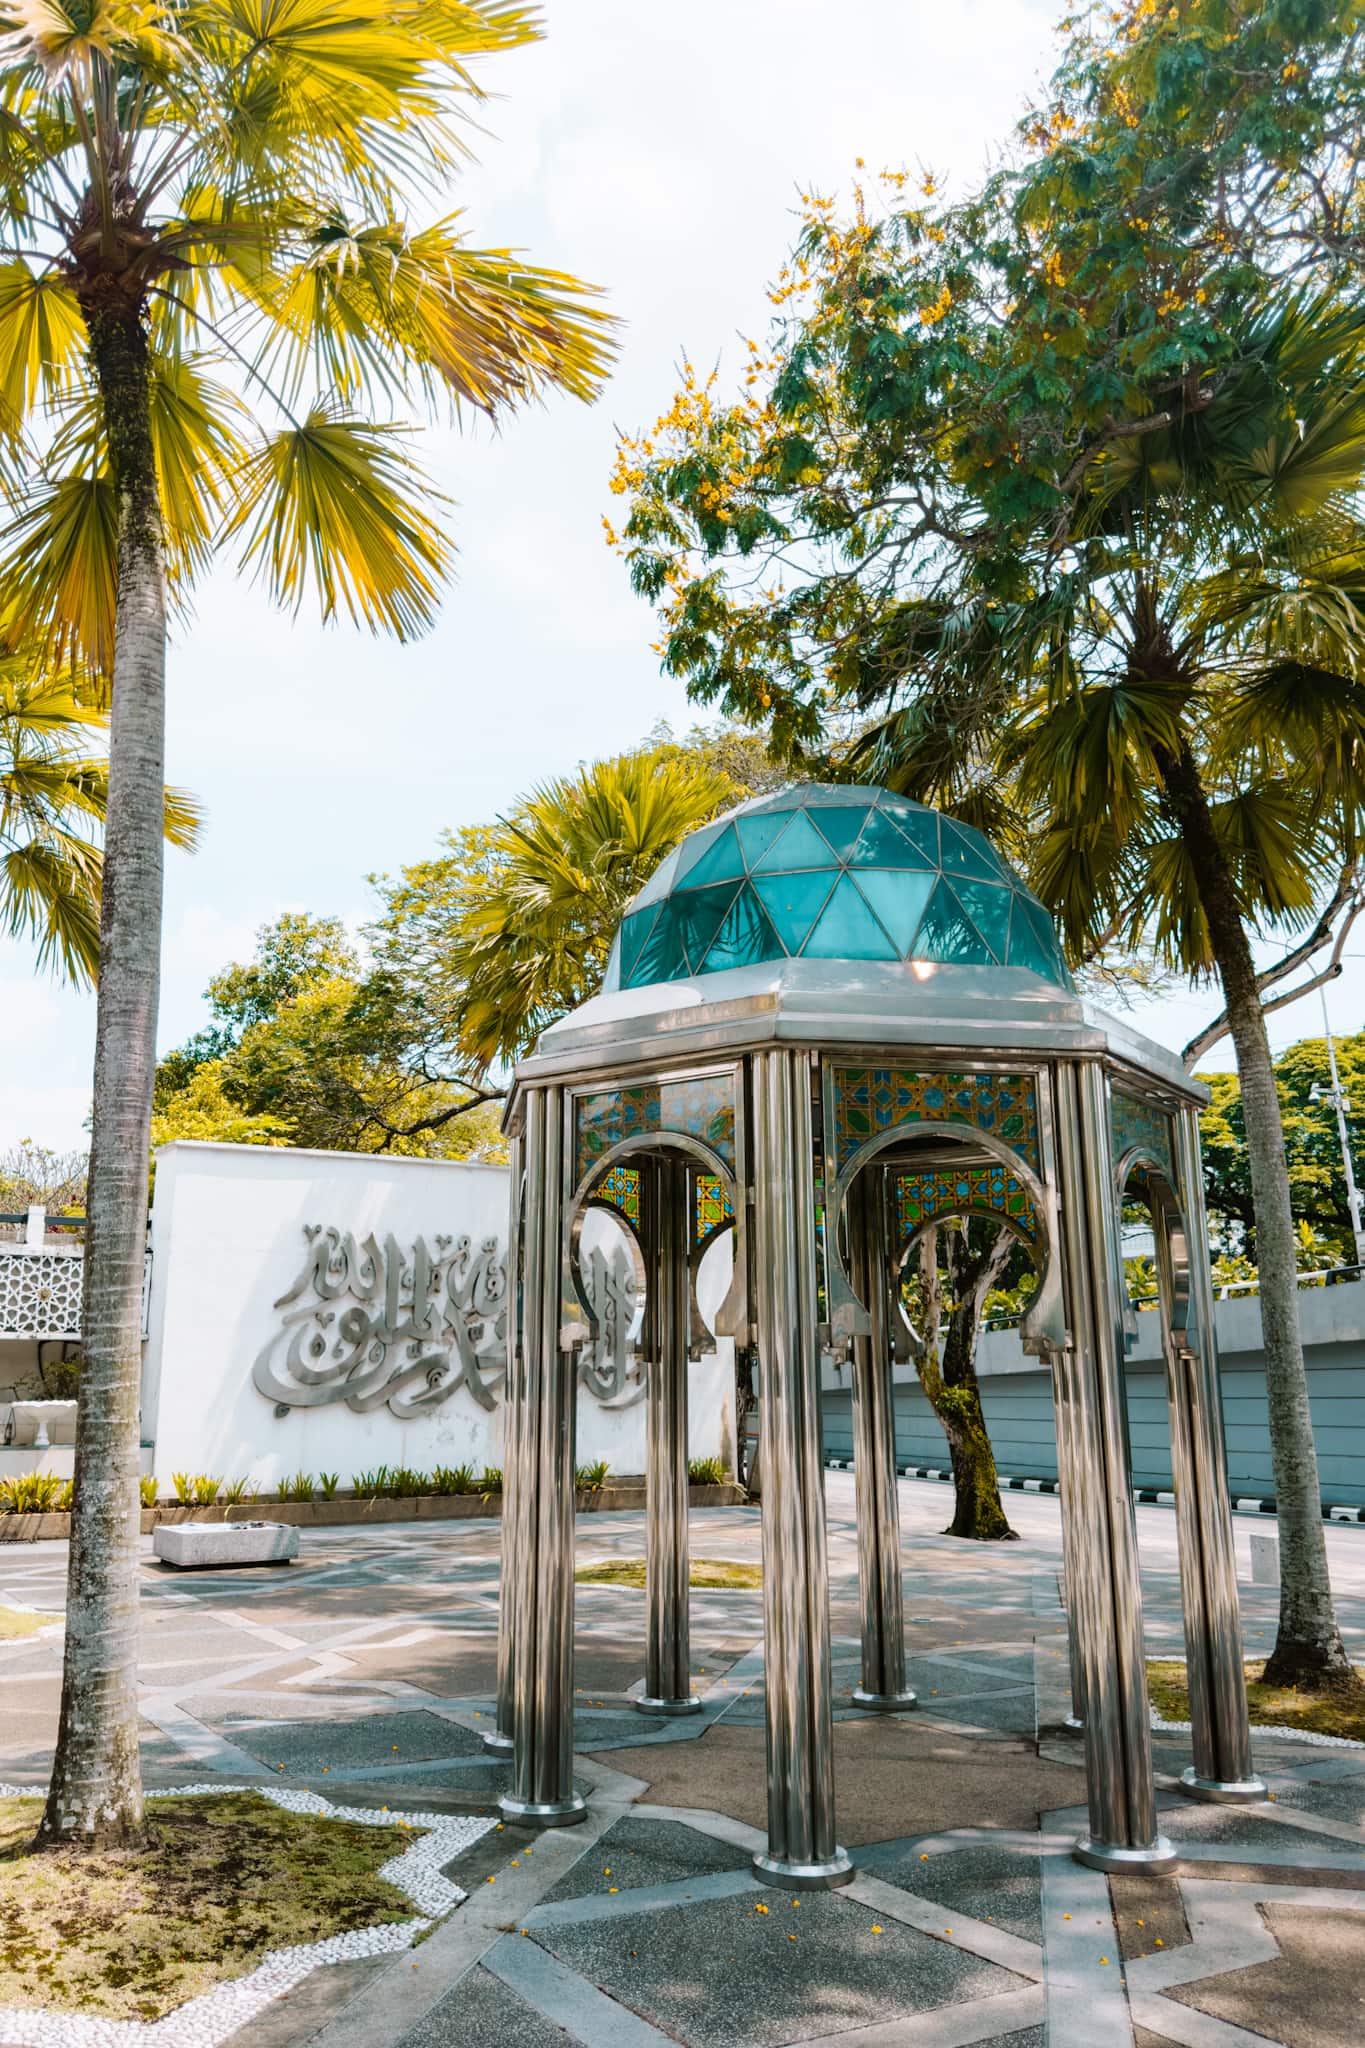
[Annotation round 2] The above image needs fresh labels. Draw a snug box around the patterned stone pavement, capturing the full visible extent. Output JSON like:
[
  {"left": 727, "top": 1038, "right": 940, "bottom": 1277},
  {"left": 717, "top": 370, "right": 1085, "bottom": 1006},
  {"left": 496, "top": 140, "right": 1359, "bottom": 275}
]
[{"left": 2, "top": 1475, "right": 1364, "bottom": 2047}]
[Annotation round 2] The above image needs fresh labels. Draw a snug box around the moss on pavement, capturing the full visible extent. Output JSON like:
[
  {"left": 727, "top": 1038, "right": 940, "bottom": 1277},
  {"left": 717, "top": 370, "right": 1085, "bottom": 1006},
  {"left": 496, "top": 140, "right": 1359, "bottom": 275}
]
[
  {"left": 0, "top": 1608, "right": 50, "bottom": 1639},
  {"left": 1147, "top": 1659, "right": 1365, "bottom": 1744},
  {"left": 576, "top": 1556, "right": 762, "bottom": 1589}
]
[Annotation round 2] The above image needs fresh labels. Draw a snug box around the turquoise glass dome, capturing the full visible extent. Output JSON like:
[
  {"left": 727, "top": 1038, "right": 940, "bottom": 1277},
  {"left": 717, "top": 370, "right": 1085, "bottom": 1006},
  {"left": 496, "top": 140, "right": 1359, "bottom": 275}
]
[{"left": 603, "top": 784, "right": 1073, "bottom": 994}]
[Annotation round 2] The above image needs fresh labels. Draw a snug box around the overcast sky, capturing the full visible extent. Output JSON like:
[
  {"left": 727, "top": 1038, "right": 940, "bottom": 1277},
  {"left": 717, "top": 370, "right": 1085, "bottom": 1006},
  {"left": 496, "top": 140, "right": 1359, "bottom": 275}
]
[{"left": 4, "top": 0, "right": 1361, "bottom": 1156}]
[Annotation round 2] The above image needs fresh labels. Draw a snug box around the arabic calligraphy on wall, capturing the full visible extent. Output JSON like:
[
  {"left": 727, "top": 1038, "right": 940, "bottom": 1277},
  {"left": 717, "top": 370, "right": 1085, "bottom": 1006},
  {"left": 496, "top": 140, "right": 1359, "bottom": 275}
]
[{"left": 253, "top": 1224, "right": 644, "bottom": 1420}]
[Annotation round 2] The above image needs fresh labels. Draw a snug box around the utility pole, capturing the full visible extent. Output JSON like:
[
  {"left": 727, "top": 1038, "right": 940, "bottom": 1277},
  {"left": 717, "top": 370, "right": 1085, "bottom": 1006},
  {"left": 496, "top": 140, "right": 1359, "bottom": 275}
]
[{"left": 1309, "top": 992, "right": 1365, "bottom": 1268}]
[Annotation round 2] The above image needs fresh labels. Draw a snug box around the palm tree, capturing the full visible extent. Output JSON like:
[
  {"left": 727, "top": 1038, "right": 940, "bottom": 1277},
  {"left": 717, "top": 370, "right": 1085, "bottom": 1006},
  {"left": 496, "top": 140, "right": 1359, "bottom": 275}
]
[
  {"left": 1, "top": 655, "right": 196, "bottom": 981},
  {"left": 0, "top": 0, "right": 614, "bottom": 1849},
  {"left": 429, "top": 746, "right": 739, "bottom": 1070},
  {"left": 872, "top": 291, "right": 1365, "bottom": 1694}
]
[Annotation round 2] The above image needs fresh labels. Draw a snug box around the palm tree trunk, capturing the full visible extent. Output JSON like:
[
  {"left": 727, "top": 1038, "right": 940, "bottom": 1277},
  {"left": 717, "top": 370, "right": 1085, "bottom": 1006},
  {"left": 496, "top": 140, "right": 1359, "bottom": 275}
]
[
  {"left": 37, "top": 305, "right": 167, "bottom": 1848},
  {"left": 1161, "top": 742, "right": 1358, "bottom": 1693}
]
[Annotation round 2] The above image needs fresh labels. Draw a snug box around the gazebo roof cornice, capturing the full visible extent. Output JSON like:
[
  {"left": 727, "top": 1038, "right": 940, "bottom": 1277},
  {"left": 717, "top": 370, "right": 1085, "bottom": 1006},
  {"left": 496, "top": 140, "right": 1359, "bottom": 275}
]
[{"left": 507, "top": 956, "right": 1201, "bottom": 1111}]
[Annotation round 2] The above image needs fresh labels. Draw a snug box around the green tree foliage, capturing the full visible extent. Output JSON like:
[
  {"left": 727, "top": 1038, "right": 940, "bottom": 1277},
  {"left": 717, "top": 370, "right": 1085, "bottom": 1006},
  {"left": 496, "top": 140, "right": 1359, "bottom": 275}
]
[
  {"left": 372, "top": 734, "right": 772, "bottom": 1072},
  {"left": 1200, "top": 1028, "right": 1365, "bottom": 1263},
  {"left": 0, "top": 1140, "right": 87, "bottom": 1214},
  {"left": 1, "top": 657, "right": 197, "bottom": 983},
  {"left": 0, "top": 0, "right": 616, "bottom": 1849},
  {"left": 614, "top": 8, "right": 1365, "bottom": 1691},
  {"left": 154, "top": 914, "right": 504, "bottom": 1158}
]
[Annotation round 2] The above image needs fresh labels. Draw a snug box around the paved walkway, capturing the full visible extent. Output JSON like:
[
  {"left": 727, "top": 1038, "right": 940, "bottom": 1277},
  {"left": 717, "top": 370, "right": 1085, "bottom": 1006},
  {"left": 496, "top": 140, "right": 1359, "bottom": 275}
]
[{"left": 3, "top": 1477, "right": 1364, "bottom": 2047}]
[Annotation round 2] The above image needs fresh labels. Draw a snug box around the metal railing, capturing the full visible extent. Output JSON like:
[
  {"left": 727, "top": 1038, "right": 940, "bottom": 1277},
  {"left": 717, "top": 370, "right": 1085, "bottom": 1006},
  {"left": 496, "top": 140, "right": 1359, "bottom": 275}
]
[{"left": 982, "top": 1261, "right": 1365, "bottom": 1334}]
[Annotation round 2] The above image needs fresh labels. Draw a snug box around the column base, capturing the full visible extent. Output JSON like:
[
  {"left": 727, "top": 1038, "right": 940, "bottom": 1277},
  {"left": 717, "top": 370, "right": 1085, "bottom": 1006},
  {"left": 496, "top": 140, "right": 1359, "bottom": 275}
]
[
  {"left": 1074, "top": 1833, "right": 1178, "bottom": 1875},
  {"left": 1179, "top": 1766, "right": 1268, "bottom": 1804},
  {"left": 498, "top": 1791, "right": 588, "bottom": 1828},
  {"left": 851, "top": 1687, "right": 918, "bottom": 1713},
  {"left": 482, "top": 1728, "right": 514, "bottom": 1756},
  {"left": 635, "top": 1695, "right": 703, "bottom": 1717},
  {"left": 753, "top": 1847, "right": 855, "bottom": 1891}
]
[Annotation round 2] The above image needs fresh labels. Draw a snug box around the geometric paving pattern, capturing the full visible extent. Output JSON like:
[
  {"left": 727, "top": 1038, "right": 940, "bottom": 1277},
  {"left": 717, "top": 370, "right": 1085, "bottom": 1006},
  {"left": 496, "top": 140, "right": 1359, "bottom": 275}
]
[{"left": 2, "top": 1478, "right": 1363, "bottom": 2047}]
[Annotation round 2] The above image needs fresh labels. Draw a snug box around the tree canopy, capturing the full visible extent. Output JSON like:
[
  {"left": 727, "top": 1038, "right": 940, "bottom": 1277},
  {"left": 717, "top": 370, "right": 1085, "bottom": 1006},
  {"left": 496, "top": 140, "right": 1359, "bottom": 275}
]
[{"left": 1200, "top": 1025, "right": 1365, "bottom": 1264}]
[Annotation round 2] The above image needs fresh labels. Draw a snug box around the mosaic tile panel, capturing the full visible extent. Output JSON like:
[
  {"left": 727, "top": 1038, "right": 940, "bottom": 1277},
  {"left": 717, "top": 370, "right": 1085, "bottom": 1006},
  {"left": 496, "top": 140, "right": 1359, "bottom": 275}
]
[
  {"left": 831, "top": 1067, "right": 1040, "bottom": 1174},
  {"left": 592, "top": 1163, "right": 641, "bottom": 1228},
  {"left": 573, "top": 1072, "right": 737, "bottom": 1187},
  {"left": 895, "top": 1165, "right": 1038, "bottom": 1243},
  {"left": 694, "top": 1172, "right": 735, "bottom": 1244},
  {"left": 1111, "top": 1087, "right": 1175, "bottom": 1184}
]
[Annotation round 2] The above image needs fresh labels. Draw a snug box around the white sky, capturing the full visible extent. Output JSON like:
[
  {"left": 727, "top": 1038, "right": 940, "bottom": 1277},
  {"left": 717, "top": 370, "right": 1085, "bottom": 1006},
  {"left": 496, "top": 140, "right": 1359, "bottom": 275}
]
[{"left": 3, "top": 0, "right": 1360, "bottom": 1154}]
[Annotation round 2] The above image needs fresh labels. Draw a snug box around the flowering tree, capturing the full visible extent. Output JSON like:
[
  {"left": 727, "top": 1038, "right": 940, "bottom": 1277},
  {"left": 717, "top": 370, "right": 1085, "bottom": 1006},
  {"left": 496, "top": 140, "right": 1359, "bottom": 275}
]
[{"left": 613, "top": 2, "right": 1365, "bottom": 1693}]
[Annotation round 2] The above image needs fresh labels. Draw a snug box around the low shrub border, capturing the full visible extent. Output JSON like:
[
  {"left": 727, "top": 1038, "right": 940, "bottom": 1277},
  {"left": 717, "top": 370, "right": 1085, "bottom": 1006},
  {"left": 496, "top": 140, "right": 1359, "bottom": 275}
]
[{"left": 0, "top": 1480, "right": 747, "bottom": 1544}]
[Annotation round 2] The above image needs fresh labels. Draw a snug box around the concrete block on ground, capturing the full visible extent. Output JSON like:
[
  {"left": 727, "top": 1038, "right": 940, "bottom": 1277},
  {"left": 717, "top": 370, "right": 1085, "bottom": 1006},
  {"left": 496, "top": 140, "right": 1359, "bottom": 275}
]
[
  {"left": 1250, "top": 1530, "right": 1280, "bottom": 1586},
  {"left": 152, "top": 1519, "right": 299, "bottom": 1569}
]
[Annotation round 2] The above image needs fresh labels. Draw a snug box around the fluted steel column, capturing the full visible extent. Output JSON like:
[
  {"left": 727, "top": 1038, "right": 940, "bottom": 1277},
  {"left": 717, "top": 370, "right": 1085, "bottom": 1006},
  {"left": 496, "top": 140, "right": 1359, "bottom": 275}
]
[
  {"left": 500, "top": 1085, "right": 586, "bottom": 1828},
  {"left": 847, "top": 1169, "right": 916, "bottom": 1711},
  {"left": 1054, "top": 1062, "right": 1174, "bottom": 1873},
  {"left": 485, "top": 1129, "right": 523, "bottom": 1756},
  {"left": 751, "top": 1049, "right": 853, "bottom": 1890},
  {"left": 1166, "top": 1106, "right": 1263, "bottom": 1801},
  {"left": 1045, "top": 1336, "right": 1088, "bottom": 1735},
  {"left": 639, "top": 1156, "right": 700, "bottom": 1714}
]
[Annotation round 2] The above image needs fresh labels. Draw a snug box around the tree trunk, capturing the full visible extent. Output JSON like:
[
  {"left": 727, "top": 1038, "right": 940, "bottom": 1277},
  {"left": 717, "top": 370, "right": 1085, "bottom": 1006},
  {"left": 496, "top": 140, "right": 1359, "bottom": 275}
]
[
  {"left": 914, "top": 1225, "right": 1018, "bottom": 1541},
  {"left": 1161, "top": 742, "right": 1359, "bottom": 1694},
  {"left": 37, "top": 304, "right": 167, "bottom": 1849}
]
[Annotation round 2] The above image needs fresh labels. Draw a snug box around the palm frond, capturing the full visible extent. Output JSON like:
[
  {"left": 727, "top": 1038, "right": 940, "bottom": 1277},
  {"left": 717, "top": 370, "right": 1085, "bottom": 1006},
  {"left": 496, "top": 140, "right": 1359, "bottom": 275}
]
[
  {"left": 0, "top": 473, "right": 119, "bottom": 675},
  {"left": 223, "top": 407, "right": 452, "bottom": 638},
  {"left": 248, "top": 211, "right": 617, "bottom": 413},
  {"left": 0, "top": 261, "right": 84, "bottom": 427},
  {"left": 2, "top": 835, "right": 101, "bottom": 985}
]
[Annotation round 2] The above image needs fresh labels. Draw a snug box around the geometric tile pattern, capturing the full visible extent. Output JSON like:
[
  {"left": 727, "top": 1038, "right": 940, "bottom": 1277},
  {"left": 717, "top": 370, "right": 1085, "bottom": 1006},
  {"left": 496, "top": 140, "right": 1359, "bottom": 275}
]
[
  {"left": 604, "top": 784, "right": 1074, "bottom": 993},
  {"left": 895, "top": 1164, "right": 1038, "bottom": 1243},
  {"left": 694, "top": 1173, "right": 734, "bottom": 1244},
  {"left": 573, "top": 1072, "right": 737, "bottom": 1186},
  {"left": 4, "top": 1479, "right": 1363, "bottom": 2048},
  {"left": 1111, "top": 1087, "right": 1176, "bottom": 1185},
  {"left": 832, "top": 1067, "right": 1041, "bottom": 1174},
  {"left": 592, "top": 1163, "right": 642, "bottom": 1229}
]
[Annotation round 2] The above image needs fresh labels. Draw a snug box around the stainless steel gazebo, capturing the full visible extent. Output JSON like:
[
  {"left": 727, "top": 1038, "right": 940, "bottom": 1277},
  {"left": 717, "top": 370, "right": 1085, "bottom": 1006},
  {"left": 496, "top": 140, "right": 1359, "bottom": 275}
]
[{"left": 487, "top": 784, "right": 1263, "bottom": 1889}]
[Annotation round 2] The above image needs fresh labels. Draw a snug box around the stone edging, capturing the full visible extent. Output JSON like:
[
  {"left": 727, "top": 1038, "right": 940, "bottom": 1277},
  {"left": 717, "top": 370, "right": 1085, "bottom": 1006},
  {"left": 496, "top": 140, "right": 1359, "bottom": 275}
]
[
  {"left": 0, "top": 1783, "right": 495, "bottom": 2048},
  {"left": 0, "top": 1481, "right": 746, "bottom": 1544},
  {"left": 824, "top": 1456, "right": 1365, "bottom": 1524}
]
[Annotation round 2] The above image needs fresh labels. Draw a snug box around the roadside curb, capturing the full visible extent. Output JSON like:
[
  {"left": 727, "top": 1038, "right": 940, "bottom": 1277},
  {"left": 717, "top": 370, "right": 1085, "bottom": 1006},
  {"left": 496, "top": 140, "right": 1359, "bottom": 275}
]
[{"left": 822, "top": 1457, "right": 1365, "bottom": 1524}]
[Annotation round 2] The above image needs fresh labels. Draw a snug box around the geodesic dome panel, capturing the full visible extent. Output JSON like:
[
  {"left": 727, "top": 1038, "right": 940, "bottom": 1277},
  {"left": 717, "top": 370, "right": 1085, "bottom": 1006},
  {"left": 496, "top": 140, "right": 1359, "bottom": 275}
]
[{"left": 603, "top": 785, "right": 1073, "bottom": 994}]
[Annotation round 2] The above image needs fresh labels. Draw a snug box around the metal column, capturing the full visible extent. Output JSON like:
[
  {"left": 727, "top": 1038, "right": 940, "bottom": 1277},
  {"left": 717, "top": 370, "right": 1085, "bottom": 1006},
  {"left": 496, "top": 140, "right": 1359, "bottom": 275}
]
[
  {"left": 639, "top": 1156, "right": 700, "bottom": 1714},
  {"left": 1052, "top": 1061, "right": 1174, "bottom": 1873},
  {"left": 750, "top": 1049, "right": 853, "bottom": 1890},
  {"left": 1165, "top": 1107, "right": 1263, "bottom": 1801},
  {"left": 846, "top": 1168, "right": 916, "bottom": 1711},
  {"left": 500, "top": 1085, "right": 586, "bottom": 1828},
  {"left": 485, "top": 1128, "right": 522, "bottom": 1757}
]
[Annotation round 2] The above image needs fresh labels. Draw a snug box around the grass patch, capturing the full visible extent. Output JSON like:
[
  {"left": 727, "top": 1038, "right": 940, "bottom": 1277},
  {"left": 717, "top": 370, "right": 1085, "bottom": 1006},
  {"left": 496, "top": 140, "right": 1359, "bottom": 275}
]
[
  {"left": 1147, "top": 1660, "right": 1365, "bottom": 1744},
  {"left": 0, "top": 1791, "right": 421, "bottom": 2022},
  {"left": 0, "top": 1608, "right": 49, "bottom": 1640},
  {"left": 575, "top": 1557, "right": 762, "bottom": 1590}
]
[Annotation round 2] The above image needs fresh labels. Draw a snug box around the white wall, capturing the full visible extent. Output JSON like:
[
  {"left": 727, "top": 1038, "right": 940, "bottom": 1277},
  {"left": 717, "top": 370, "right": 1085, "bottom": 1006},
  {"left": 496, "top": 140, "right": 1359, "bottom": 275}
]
[{"left": 143, "top": 1141, "right": 733, "bottom": 1490}]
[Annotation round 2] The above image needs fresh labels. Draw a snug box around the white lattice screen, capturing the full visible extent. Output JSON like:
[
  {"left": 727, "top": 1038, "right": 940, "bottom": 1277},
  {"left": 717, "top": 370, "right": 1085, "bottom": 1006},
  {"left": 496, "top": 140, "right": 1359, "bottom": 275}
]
[{"left": 0, "top": 1250, "right": 151, "bottom": 1339}]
